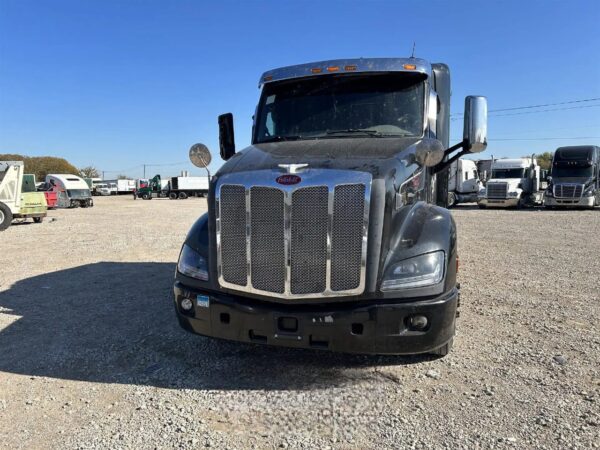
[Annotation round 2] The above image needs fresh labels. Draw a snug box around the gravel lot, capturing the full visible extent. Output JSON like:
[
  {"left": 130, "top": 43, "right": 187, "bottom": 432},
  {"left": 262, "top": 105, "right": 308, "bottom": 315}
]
[{"left": 0, "top": 196, "right": 598, "bottom": 449}]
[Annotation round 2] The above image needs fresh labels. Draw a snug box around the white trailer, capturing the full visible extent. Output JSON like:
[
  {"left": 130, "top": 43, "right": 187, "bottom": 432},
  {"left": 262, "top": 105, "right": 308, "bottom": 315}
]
[
  {"left": 447, "top": 159, "right": 482, "bottom": 207},
  {"left": 46, "top": 174, "right": 94, "bottom": 208},
  {"left": 103, "top": 179, "right": 136, "bottom": 194},
  {"left": 168, "top": 176, "right": 209, "bottom": 199}
]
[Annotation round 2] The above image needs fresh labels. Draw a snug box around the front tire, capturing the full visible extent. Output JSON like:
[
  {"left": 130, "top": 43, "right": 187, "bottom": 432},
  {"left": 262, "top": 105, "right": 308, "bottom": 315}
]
[
  {"left": 33, "top": 217, "right": 44, "bottom": 223},
  {"left": 447, "top": 192, "right": 456, "bottom": 208},
  {"left": 0, "top": 202, "right": 13, "bottom": 231}
]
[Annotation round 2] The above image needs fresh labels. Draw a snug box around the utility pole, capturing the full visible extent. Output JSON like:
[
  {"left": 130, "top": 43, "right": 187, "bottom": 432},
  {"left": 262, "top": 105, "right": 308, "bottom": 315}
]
[
  {"left": 143, "top": 164, "right": 146, "bottom": 178},
  {"left": 102, "top": 171, "right": 105, "bottom": 180}
]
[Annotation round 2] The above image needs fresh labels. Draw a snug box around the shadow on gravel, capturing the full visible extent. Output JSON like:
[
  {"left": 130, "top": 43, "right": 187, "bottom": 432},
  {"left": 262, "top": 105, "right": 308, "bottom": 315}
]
[{"left": 0, "top": 263, "right": 428, "bottom": 391}]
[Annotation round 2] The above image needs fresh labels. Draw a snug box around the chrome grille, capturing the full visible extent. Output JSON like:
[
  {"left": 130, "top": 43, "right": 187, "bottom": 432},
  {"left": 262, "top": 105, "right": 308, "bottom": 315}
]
[
  {"left": 290, "top": 187, "right": 329, "bottom": 294},
  {"left": 553, "top": 184, "right": 583, "bottom": 198},
  {"left": 331, "top": 184, "right": 366, "bottom": 291},
  {"left": 250, "top": 187, "right": 285, "bottom": 293},
  {"left": 216, "top": 169, "right": 371, "bottom": 299},
  {"left": 487, "top": 182, "right": 508, "bottom": 199},
  {"left": 219, "top": 185, "right": 247, "bottom": 285}
]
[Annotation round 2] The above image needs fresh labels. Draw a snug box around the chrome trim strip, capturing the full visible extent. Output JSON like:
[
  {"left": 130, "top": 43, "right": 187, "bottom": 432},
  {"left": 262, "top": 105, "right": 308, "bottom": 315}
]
[
  {"left": 216, "top": 169, "right": 372, "bottom": 299},
  {"left": 259, "top": 57, "right": 431, "bottom": 85}
]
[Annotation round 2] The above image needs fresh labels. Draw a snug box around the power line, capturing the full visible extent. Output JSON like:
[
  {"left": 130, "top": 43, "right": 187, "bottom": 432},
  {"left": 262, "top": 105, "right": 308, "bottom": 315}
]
[{"left": 454, "top": 97, "right": 600, "bottom": 115}]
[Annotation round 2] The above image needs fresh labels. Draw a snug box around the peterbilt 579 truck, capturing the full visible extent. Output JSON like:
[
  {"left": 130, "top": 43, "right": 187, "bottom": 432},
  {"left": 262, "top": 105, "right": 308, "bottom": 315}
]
[
  {"left": 174, "top": 57, "right": 487, "bottom": 356},
  {"left": 544, "top": 145, "right": 600, "bottom": 209}
]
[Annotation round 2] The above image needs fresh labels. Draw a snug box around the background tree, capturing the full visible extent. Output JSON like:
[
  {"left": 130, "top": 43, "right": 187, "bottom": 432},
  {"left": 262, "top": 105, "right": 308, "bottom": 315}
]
[
  {"left": 79, "top": 166, "right": 100, "bottom": 178},
  {"left": 535, "top": 152, "right": 553, "bottom": 171},
  {"left": 117, "top": 174, "right": 129, "bottom": 179},
  {"left": 0, "top": 153, "right": 80, "bottom": 181}
]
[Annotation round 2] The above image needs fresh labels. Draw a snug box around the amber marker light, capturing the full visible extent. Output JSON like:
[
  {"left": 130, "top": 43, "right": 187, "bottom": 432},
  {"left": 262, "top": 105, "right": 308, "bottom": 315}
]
[
  {"left": 311, "top": 68, "right": 323, "bottom": 74},
  {"left": 263, "top": 75, "right": 273, "bottom": 82},
  {"left": 344, "top": 65, "right": 357, "bottom": 71},
  {"left": 403, "top": 63, "right": 417, "bottom": 70},
  {"left": 326, "top": 66, "right": 340, "bottom": 72}
]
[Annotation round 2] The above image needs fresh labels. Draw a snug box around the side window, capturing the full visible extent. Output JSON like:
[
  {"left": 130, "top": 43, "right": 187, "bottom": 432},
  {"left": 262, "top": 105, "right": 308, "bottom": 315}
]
[
  {"left": 263, "top": 95, "right": 276, "bottom": 137},
  {"left": 397, "top": 169, "right": 425, "bottom": 209}
]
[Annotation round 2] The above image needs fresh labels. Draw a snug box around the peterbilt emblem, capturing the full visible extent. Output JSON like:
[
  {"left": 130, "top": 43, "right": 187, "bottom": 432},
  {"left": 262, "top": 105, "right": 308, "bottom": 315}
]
[
  {"left": 276, "top": 175, "right": 302, "bottom": 185},
  {"left": 278, "top": 163, "right": 308, "bottom": 174}
]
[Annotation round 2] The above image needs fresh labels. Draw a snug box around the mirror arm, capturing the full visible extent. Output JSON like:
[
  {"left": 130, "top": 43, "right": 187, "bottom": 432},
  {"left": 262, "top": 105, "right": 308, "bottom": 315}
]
[{"left": 432, "top": 139, "right": 470, "bottom": 174}]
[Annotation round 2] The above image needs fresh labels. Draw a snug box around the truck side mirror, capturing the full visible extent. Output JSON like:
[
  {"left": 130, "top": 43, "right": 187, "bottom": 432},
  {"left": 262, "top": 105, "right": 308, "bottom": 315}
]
[
  {"left": 218, "top": 113, "right": 236, "bottom": 160},
  {"left": 463, "top": 96, "right": 488, "bottom": 153}
]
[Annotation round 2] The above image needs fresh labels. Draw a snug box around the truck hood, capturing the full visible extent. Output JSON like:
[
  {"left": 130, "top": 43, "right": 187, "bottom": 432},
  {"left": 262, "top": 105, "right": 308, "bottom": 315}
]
[
  {"left": 487, "top": 178, "right": 523, "bottom": 191},
  {"left": 215, "top": 137, "right": 422, "bottom": 180}
]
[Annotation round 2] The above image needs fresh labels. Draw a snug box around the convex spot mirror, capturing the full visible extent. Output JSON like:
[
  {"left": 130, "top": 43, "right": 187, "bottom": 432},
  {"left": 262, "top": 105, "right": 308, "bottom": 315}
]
[
  {"left": 463, "top": 96, "right": 488, "bottom": 153},
  {"left": 414, "top": 138, "right": 445, "bottom": 167},
  {"left": 189, "top": 143, "right": 212, "bottom": 168}
]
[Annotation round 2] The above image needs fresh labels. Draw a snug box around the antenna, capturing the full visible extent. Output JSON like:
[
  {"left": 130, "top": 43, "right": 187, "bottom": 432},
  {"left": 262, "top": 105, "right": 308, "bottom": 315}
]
[{"left": 411, "top": 42, "right": 416, "bottom": 58}]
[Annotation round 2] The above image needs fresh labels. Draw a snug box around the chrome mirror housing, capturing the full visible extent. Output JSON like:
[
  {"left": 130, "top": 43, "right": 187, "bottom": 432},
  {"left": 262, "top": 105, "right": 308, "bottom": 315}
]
[
  {"left": 463, "top": 96, "right": 488, "bottom": 153},
  {"left": 414, "top": 138, "right": 445, "bottom": 167}
]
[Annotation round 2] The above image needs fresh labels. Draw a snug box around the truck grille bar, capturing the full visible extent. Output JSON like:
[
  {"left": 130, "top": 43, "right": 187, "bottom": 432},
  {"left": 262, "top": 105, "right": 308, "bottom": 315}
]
[
  {"left": 553, "top": 183, "right": 584, "bottom": 199},
  {"left": 215, "top": 169, "right": 371, "bottom": 299},
  {"left": 486, "top": 182, "right": 508, "bottom": 199}
]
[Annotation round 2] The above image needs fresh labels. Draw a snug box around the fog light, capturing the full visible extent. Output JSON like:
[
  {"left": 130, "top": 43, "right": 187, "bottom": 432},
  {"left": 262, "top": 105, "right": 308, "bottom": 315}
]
[
  {"left": 180, "top": 298, "right": 193, "bottom": 311},
  {"left": 410, "top": 315, "right": 428, "bottom": 330}
]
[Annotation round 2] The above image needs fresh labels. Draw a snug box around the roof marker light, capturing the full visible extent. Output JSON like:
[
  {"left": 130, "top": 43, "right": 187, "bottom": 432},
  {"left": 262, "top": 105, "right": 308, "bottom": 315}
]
[
  {"left": 344, "top": 65, "right": 357, "bottom": 71},
  {"left": 263, "top": 75, "right": 273, "bottom": 82},
  {"left": 403, "top": 64, "right": 417, "bottom": 70},
  {"left": 311, "top": 68, "right": 322, "bottom": 74},
  {"left": 327, "top": 66, "right": 340, "bottom": 72}
]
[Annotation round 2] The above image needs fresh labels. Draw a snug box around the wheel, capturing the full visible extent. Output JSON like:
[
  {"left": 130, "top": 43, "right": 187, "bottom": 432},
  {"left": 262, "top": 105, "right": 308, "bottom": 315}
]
[
  {"left": 142, "top": 193, "right": 150, "bottom": 200},
  {"left": 178, "top": 192, "right": 188, "bottom": 200},
  {"left": 430, "top": 337, "right": 453, "bottom": 357},
  {"left": 33, "top": 217, "right": 44, "bottom": 223},
  {"left": 0, "top": 202, "right": 13, "bottom": 231},
  {"left": 447, "top": 192, "right": 456, "bottom": 208},
  {"left": 169, "top": 192, "right": 178, "bottom": 200},
  {"left": 478, "top": 204, "right": 486, "bottom": 209}
]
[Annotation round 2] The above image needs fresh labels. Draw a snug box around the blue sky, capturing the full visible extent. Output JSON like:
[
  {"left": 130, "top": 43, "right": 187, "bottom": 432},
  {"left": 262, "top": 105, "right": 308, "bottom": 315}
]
[{"left": 1, "top": 0, "right": 599, "bottom": 178}]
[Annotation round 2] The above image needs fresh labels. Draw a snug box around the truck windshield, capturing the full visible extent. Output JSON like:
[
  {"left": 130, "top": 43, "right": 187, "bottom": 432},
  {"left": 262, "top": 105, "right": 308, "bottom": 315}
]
[
  {"left": 67, "top": 189, "right": 91, "bottom": 198},
  {"left": 491, "top": 169, "right": 525, "bottom": 179},
  {"left": 552, "top": 166, "right": 593, "bottom": 178},
  {"left": 254, "top": 73, "right": 425, "bottom": 143}
]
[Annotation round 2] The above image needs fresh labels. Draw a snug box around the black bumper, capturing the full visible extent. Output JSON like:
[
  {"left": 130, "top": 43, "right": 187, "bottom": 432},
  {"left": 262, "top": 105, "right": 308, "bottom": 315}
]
[{"left": 173, "top": 282, "right": 458, "bottom": 355}]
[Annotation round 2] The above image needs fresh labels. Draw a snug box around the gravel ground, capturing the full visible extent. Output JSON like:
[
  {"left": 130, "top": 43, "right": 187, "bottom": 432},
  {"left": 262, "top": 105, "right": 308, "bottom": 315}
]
[{"left": 0, "top": 196, "right": 598, "bottom": 449}]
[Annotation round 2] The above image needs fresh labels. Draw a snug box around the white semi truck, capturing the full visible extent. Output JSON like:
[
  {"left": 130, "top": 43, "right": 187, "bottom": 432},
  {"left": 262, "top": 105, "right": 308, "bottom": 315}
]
[
  {"left": 477, "top": 157, "right": 543, "bottom": 208},
  {"left": 447, "top": 158, "right": 482, "bottom": 207},
  {"left": 0, "top": 161, "right": 48, "bottom": 230}
]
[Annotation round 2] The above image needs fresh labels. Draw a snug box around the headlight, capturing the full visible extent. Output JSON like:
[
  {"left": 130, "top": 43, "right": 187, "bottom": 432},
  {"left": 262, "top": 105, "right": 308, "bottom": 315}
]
[
  {"left": 508, "top": 191, "right": 519, "bottom": 197},
  {"left": 177, "top": 244, "right": 209, "bottom": 281},
  {"left": 381, "top": 251, "right": 445, "bottom": 291},
  {"left": 583, "top": 186, "right": 595, "bottom": 196}
]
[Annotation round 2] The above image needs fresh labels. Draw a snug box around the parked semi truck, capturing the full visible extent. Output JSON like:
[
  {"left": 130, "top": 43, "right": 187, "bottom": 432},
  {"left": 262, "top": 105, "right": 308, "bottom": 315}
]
[
  {"left": 447, "top": 159, "right": 482, "bottom": 207},
  {"left": 544, "top": 145, "right": 600, "bottom": 209},
  {"left": 136, "top": 175, "right": 209, "bottom": 199},
  {"left": 173, "top": 57, "right": 488, "bottom": 356},
  {"left": 0, "top": 161, "right": 48, "bottom": 231},
  {"left": 477, "top": 157, "right": 544, "bottom": 208}
]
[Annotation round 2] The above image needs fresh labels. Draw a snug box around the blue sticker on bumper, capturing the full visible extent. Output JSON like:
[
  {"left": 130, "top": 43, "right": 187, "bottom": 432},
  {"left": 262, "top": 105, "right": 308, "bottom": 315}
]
[{"left": 196, "top": 295, "right": 210, "bottom": 308}]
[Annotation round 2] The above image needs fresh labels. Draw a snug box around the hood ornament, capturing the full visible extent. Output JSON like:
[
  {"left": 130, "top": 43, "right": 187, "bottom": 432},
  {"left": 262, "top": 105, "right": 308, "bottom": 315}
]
[{"left": 278, "top": 163, "right": 308, "bottom": 174}]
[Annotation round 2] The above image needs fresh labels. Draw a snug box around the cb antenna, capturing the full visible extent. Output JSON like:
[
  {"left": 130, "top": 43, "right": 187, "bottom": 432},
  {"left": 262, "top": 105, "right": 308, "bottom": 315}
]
[{"left": 411, "top": 42, "right": 416, "bottom": 58}]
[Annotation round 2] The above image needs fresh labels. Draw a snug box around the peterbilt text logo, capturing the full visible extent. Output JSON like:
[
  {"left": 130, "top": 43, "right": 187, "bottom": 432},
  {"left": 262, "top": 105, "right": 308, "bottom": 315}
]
[{"left": 276, "top": 175, "right": 301, "bottom": 185}]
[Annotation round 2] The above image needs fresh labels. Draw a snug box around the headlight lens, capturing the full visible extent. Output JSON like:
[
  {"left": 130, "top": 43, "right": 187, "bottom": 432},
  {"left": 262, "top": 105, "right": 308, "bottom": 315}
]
[
  {"left": 177, "top": 244, "right": 209, "bottom": 281},
  {"left": 381, "top": 251, "right": 445, "bottom": 291},
  {"left": 583, "top": 186, "right": 595, "bottom": 196},
  {"left": 508, "top": 191, "right": 519, "bottom": 197}
]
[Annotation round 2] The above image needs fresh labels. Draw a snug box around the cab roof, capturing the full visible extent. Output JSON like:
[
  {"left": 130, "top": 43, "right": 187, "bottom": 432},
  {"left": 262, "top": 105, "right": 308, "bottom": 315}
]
[{"left": 259, "top": 57, "right": 431, "bottom": 86}]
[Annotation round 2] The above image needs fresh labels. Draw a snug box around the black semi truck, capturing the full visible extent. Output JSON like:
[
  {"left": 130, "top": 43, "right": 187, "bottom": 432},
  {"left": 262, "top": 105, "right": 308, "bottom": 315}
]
[
  {"left": 173, "top": 57, "right": 487, "bottom": 356},
  {"left": 544, "top": 145, "right": 600, "bottom": 209}
]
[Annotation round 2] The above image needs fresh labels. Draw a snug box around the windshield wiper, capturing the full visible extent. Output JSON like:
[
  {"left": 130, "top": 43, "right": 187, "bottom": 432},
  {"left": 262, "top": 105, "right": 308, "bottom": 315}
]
[
  {"left": 260, "top": 135, "right": 303, "bottom": 143},
  {"left": 325, "top": 128, "right": 384, "bottom": 137}
]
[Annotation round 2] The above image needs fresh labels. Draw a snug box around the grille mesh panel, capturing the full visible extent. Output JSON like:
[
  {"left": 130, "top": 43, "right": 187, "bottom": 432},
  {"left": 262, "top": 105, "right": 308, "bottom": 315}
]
[
  {"left": 290, "top": 186, "right": 328, "bottom": 294},
  {"left": 554, "top": 184, "right": 583, "bottom": 198},
  {"left": 250, "top": 187, "right": 285, "bottom": 293},
  {"left": 220, "top": 185, "right": 247, "bottom": 285},
  {"left": 331, "top": 184, "right": 365, "bottom": 291},
  {"left": 487, "top": 182, "right": 508, "bottom": 199}
]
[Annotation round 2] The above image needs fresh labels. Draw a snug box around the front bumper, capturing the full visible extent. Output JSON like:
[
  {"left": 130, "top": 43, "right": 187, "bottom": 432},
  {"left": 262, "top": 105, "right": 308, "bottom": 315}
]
[
  {"left": 478, "top": 197, "right": 519, "bottom": 208},
  {"left": 173, "top": 282, "right": 458, "bottom": 355},
  {"left": 544, "top": 195, "right": 595, "bottom": 208}
]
